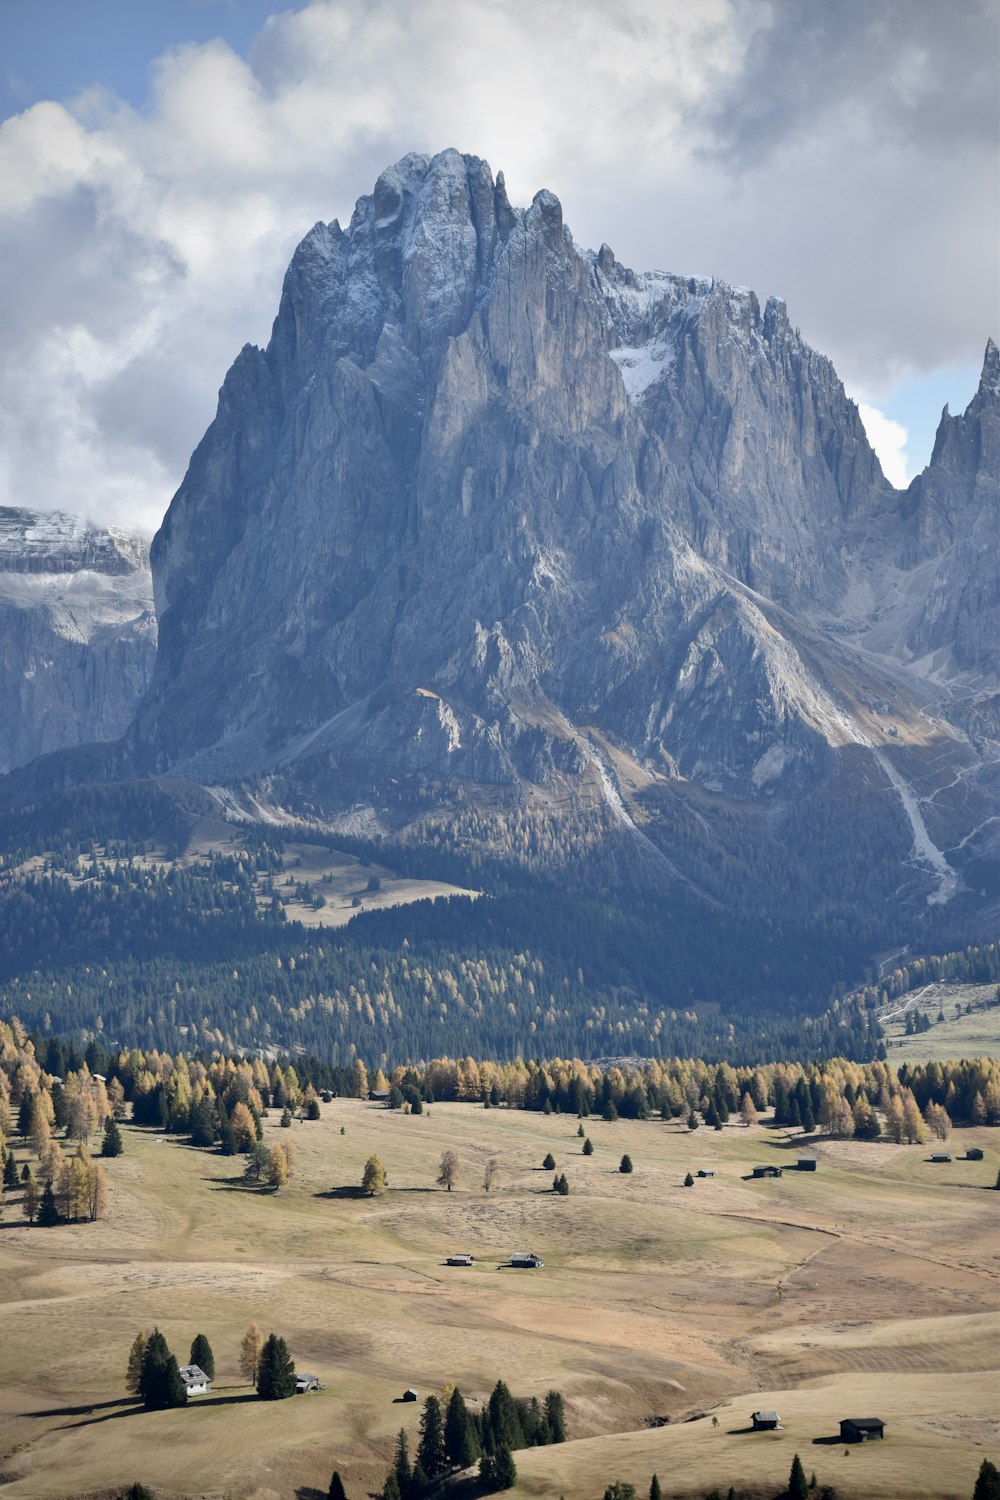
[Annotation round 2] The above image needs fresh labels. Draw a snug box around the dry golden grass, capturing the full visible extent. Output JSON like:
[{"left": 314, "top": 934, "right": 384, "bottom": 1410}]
[{"left": 0, "top": 1100, "right": 997, "bottom": 1499}]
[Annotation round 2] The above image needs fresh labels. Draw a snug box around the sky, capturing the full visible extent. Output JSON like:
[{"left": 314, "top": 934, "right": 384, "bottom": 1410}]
[{"left": 0, "top": 0, "right": 996, "bottom": 534}]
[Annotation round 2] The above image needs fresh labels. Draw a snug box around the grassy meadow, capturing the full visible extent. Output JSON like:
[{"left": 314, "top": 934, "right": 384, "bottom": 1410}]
[{"left": 0, "top": 1098, "right": 997, "bottom": 1500}]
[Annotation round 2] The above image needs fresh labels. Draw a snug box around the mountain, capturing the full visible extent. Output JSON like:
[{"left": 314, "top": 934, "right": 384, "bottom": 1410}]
[
  {"left": 0, "top": 507, "right": 155, "bottom": 774},
  {"left": 3, "top": 150, "right": 997, "bottom": 992}
]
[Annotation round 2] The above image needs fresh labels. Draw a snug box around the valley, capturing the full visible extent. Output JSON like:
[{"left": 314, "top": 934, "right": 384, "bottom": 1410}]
[{"left": 0, "top": 1098, "right": 996, "bottom": 1499}]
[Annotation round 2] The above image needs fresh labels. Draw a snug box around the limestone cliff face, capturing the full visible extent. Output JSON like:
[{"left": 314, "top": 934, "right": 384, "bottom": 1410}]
[
  {"left": 118, "top": 150, "right": 996, "bottom": 907},
  {"left": 133, "top": 151, "right": 897, "bottom": 799},
  {"left": 0, "top": 508, "right": 155, "bottom": 773}
]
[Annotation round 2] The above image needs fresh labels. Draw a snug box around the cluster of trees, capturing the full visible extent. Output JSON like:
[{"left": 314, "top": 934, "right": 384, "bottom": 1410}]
[
  {"left": 853, "top": 943, "right": 1000, "bottom": 1009},
  {"left": 124, "top": 1323, "right": 298, "bottom": 1407},
  {"left": 381, "top": 1383, "right": 564, "bottom": 1498}
]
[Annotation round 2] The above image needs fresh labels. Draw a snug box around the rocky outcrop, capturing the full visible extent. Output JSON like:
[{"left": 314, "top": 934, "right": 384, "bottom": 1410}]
[{"left": 0, "top": 508, "right": 155, "bottom": 773}]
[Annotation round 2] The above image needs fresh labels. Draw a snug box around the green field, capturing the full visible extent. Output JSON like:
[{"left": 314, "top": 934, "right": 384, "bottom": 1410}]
[
  {"left": 0, "top": 1101, "right": 997, "bottom": 1500},
  {"left": 881, "top": 983, "right": 1000, "bottom": 1063}
]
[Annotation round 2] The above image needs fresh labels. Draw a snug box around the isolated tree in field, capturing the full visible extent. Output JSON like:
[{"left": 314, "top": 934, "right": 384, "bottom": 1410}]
[
  {"left": 542, "top": 1152, "right": 556, "bottom": 1170},
  {"left": 577, "top": 1122, "right": 585, "bottom": 1137},
  {"left": 257, "top": 1332, "right": 296, "bottom": 1399},
  {"left": 101, "top": 1117, "right": 123, "bottom": 1157},
  {"left": 445, "top": 1385, "right": 480, "bottom": 1467},
  {"left": 483, "top": 1156, "right": 499, "bottom": 1192},
  {"left": 788, "top": 1453, "right": 808, "bottom": 1500},
  {"left": 239, "top": 1321, "right": 264, "bottom": 1384},
  {"left": 649, "top": 1475, "right": 662, "bottom": 1500},
  {"left": 418, "top": 1393, "right": 447, "bottom": 1477},
  {"left": 38, "top": 1178, "right": 59, "bottom": 1226},
  {"left": 327, "top": 1472, "right": 347, "bottom": 1500},
  {"left": 123, "top": 1485, "right": 154, "bottom": 1500},
  {"left": 739, "top": 1093, "right": 758, "bottom": 1128},
  {"left": 189, "top": 1333, "right": 215, "bottom": 1381},
  {"left": 974, "top": 1458, "right": 1000, "bottom": 1500},
  {"left": 362, "top": 1154, "right": 387, "bottom": 1195},
  {"left": 126, "top": 1331, "right": 147, "bottom": 1395},
  {"left": 683, "top": 1171, "right": 694, "bottom": 1187},
  {"left": 619, "top": 1154, "right": 633, "bottom": 1174},
  {"left": 139, "top": 1328, "right": 187, "bottom": 1410},
  {"left": 553, "top": 1172, "right": 569, "bottom": 1195},
  {"left": 437, "top": 1149, "right": 460, "bottom": 1192},
  {"left": 582, "top": 1137, "right": 594, "bottom": 1155},
  {"left": 602, "top": 1484, "right": 636, "bottom": 1500}
]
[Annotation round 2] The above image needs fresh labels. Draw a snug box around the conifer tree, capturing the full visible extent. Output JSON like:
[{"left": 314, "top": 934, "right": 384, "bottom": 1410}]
[
  {"left": 393, "top": 1429, "right": 412, "bottom": 1497},
  {"left": 126, "top": 1330, "right": 147, "bottom": 1395},
  {"left": 239, "top": 1321, "right": 263, "bottom": 1384},
  {"left": 362, "top": 1154, "right": 387, "bottom": 1195},
  {"left": 445, "top": 1385, "right": 480, "bottom": 1467},
  {"left": 543, "top": 1390, "right": 566, "bottom": 1443},
  {"left": 189, "top": 1333, "right": 215, "bottom": 1381},
  {"left": 649, "top": 1475, "right": 662, "bottom": 1500},
  {"left": 684, "top": 1171, "right": 694, "bottom": 1187},
  {"left": 22, "top": 1172, "right": 38, "bottom": 1224},
  {"left": 543, "top": 1152, "right": 556, "bottom": 1170},
  {"left": 328, "top": 1472, "right": 347, "bottom": 1500},
  {"left": 974, "top": 1458, "right": 1000, "bottom": 1500},
  {"left": 788, "top": 1453, "right": 808, "bottom": 1500},
  {"left": 3, "top": 1152, "right": 17, "bottom": 1189},
  {"left": 257, "top": 1332, "right": 296, "bottom": 1399},
  {"left": 492, "top": 1444, "right": 517, "bottom": 1490},
  {"left": 139, "top": 1328, "right": 187, "bottom": 1410},
  {"left": 436, "top": 1149, "right": 460, "bottom": 1191},
  {"left": 101, "top": 1117, "right": 123, "bottom": 1157},
  {"left": 38, "top": 1178, "right": 59, "bottom": 1226},
  {"left": 619, "top": 1154, "right": 634, "bottom": 1173},
  {"left": 380, "top": 1472, "right": 401, "bottom": 1500},
  {"left": 417, "top": 1393, "right": 447, "bottom": 1478},
  {"left": 583, "top": 1137, "right": 594, "bottom": 1155},
  {"left": 487, "top": 1380, "right": 523, "bottom": 1452}
]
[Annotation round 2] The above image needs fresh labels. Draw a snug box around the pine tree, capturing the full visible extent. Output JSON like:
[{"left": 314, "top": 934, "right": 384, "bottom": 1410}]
[
  {"left": 328, "top": 1472, "right": 348, "bottom": 1500},
  {"left": 189, "top": 1333, "right": 215, "bottom": 1381},
  {"left": 582, "top": 1137, "right": 594, "bottom": 1155},
  {"left": 649, "top": 1476, "right": 662, "bottom": 1500},
  {"left": 543, "top": 1390, "right": 566, "bottom": 1442},
  {"left": 380, "top": 1472, "right": 401, "bottom": 1500},
  {"left": 974, "top": 1459, "right": 1000, "bottom": 1500},
  {"left": 257, "top": 1332, "right": 296, "bottom": 1399},
  {"left": 619, "top": 1154, "right": 634, "bottom": 1174},
  {"left": 38, "top": 1178, "right": 59, "bottom": 1226},
  {"left": 139, "top": 1328, "right": 187, "bottom": 1410},
  {"left": 487, "top": 1380, "right": 523, "bottom": 1452},
  {"left": 239, "top": 1321, "right": 263, "bottom": 1384},
  {"left": 445, "top": 1385, "right": 480, "bottom": 1467},
  {"left": 417, "top": 1393, "right": 447, "bottom": 1478},
  {"left": 602, "top": 1486, "right": 637, "bottom": 1500},
  {"left": 393, "top": 1429, "right": 412, "bottom": 1497},
  {"left": 3, "top": 1152, "right": 17, "bottom": 1189},
  {"left": 126, "top": 1330, "right": 147, "bottom": 1395},
  {"left": 492, "top": 1444, "right": 517, "bottom": 1490},
  {"left": 543, "top": 1152, "right": 556, "bottom": 1170},
  {"left": 101, "top": 1117, "right": 123, "bottom": 1157},
  {"left": 683, "top": 1171, "right": 694, "bottom": 1187},
  {"left": 788, "top": 1453, "right": 808, "bottom": 1500},
  {"left": 577, "top": 1122, "right": 585, "bottom": 1137}
]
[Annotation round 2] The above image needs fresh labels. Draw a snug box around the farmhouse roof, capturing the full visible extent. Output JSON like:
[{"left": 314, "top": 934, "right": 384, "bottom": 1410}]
[{"left": 179, "top": 1364, "right": 209, "bottom": 1384}]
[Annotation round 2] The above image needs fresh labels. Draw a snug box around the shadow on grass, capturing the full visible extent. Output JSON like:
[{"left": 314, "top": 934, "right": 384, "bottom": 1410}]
[
  {"left": 43, "top": 1391, "right": 260, "bottom": 1432},
  {"left": 314, "top": 1185, "right": 370, "bottom": 1200},
  {"left": 811, "top": 1433, "right": 846, "bottom": 1445}
]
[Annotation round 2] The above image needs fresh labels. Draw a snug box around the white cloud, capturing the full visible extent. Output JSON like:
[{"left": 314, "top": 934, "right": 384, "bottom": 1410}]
[
  {"left": 858, "top": 403, "right": 910, "bottom": 489},
  {"left": 0, "top": 0, "right": 993, "bottom": 533}
]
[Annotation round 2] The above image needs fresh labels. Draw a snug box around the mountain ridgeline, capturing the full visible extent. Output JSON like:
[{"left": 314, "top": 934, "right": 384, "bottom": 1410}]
[{"left": 1, "top": 149, "right": 997, "bottom": 1055}]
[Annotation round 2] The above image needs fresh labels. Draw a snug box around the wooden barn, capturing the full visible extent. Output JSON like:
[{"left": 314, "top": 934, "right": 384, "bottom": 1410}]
[
  {"left": 752, "top": 1164, "right": 782, "bottom": 1178},
  {"left": 796, "top": 1154, "right": 818, "bottom": 1171},
  {"left": 840, "top": 1417, "right": 885, "bottom": 1442},
  {"left": 751, "top": 1410, "right": 781, "bottom": 1430}
]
